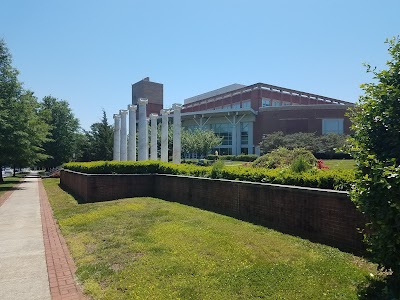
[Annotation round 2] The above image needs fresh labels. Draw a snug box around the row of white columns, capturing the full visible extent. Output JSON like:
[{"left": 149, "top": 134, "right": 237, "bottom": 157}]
[{"left": 113, "top": 98, "right": 182, "bottom": 164}]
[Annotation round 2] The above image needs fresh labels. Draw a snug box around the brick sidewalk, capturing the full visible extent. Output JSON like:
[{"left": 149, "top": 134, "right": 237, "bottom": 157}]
[{"left": 38, "top": 180, "right": 86, "bottom": 300}]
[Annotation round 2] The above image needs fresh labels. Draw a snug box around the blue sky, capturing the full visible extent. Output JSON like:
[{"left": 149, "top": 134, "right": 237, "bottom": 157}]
[{"left": 1, "top": 0, "right": 399, "bottom": 130}]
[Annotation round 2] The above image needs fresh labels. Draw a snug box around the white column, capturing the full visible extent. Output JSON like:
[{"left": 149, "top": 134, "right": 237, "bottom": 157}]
[
  {"left": 150, "top": 113, "right": 158, "bottom": 160},
  {"left": 119, "top": 109, "right": 128, "bottom": 161},
  {"left": 138, "top": 98, "right": 149, "bottom": 161},
  {"left": 113, "top": 114, "right": 121, "bottom": 161},
  {"left": 128, "top": 104, "right": 137, "bottom": 161},
  {"left": 160, "top": 109, "right": 169, "bottom": 162},
  {"left": 172, "top": 103, "right": 182, "bottom": 164}
]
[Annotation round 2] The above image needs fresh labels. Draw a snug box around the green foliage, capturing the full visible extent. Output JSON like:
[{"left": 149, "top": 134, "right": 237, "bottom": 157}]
[
  {"left": 290, "top": 156, "right": 313, "bottom": 173},
  {"left": 63, "top": 160, "right": 354, "bottom": 190},
  {"left": 44, "top": 178, "right": 377, "bottom": 299},
  {"left": 260, "top": 131, "right": 350, "bottom": 159},
  {"left": 210, "top": 159, "right": 225, "bottom": 178},
  {"left": 40, "top": 96, "right": 80, "bottom": 168},
  {"left": 75, "top": 110, "right": 113, "bottom": 162},
  {"left": 182, "top": 128, "right": 223, "bottom": 158},
  {"left": 348, "top": 37, "right": 400, "bottom": 286},
  {"left": 252, "top": 148, "right": 317, "bottom": 169},
  {"left": 0, "top": 39, "right": 50, "bottom": 181}
]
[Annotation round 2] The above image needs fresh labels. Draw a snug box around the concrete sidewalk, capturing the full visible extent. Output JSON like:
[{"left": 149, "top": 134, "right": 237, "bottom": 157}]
[
  {"left": 0, "top": 173, "right": 85, "bottom": 300},
  {"left": 0, "top": 173, "right": 51, "bottom": 300}
]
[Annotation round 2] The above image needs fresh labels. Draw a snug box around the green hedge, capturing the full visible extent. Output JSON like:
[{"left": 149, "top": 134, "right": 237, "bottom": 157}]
[{"left": 63, "top": 161, "right": 354, "bottom": 191}]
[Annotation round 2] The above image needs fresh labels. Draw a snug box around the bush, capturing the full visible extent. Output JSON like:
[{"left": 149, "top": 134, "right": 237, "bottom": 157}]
[
  {"left": 290, "top": 156, "right": 313, "bottom": 173},
  {"left": 348, "top": 37, "right": 400, "bottom": 286},
  {"left": 63, "top": 160, "right": 354, "bottom": 191},
  {"left": 252, "top": 148, "right": 317, "bottom": 169},
  {"left": 210, "top": 160, "right": 225, "bottom": 179}
]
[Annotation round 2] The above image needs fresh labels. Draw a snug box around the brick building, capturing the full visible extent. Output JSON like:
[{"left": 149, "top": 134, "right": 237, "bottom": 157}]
[{"left": 131, "top": 78, "right": 354, "bottom": 155}]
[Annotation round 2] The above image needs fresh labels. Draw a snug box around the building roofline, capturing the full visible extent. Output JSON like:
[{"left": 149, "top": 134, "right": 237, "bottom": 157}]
[{"left": 183, "top": 82, "right": 353, "bottom": 108}]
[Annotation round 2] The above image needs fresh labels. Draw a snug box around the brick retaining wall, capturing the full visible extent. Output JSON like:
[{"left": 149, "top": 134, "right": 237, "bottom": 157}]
[{"left": 60, "top": 170, "right": 365, "bottom": 254}]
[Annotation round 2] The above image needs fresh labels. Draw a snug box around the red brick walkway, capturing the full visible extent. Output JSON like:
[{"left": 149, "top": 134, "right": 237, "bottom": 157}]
[{"left": 38, "top": 180, "right": 87, "bottom": 300}]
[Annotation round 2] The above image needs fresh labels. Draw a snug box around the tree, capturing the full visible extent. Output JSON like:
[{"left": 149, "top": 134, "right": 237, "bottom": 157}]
[
  {"left": 259, "top": 131, "right": 349, "bottom": 158},
  {"left": 181, "top": 128, "right": 223, "bottom": 158},
  {"left": 0, "top": 39, "right": 22, "bottom": 181},
  {"left": 76, "top": 110, "right": 113, "bottom": 161},
  {"left": 40, "top": 96, "right": 79, "bottom": 168},
  {"left": 0, "top": 39, "right": 49, "bottom": 181},
  {"left": 7, "top": 91, "right": 50, "bottom": 170},
  {"left": 348, "top": 37, "right": 400, "bottom": 290}
]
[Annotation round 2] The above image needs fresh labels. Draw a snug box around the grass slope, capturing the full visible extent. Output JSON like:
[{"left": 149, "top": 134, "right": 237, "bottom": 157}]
[{"left": 44, "top": 178, "right": 375, "bottom": 300}]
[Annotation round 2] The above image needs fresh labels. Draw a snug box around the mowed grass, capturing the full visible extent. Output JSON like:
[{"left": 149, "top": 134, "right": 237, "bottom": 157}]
[
  {"left": 324, "top": 159, "right": 356, "bottom": 170},
  {"left": 44, "top": 178, "right": 375, "bottom": 300}
]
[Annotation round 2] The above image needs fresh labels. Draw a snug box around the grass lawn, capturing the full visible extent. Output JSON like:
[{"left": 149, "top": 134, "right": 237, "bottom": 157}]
[
  {"left": 323, "top": 159, "right": 356, "bottom": 170},
  {"left": 44, "top": 178, "right": 377, "bottom": 300},
  {"left": 0, "top": 174, "right": 26, "bottom": 197}
]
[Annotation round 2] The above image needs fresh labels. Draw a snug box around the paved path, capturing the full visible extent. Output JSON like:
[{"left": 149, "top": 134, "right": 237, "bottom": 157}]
[{"left": 0, "top": 173, "right": 85, "bottom": 300}]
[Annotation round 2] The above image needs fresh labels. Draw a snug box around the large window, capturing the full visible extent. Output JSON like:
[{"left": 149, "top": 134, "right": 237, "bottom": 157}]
[
  {"left": 322, "top": 119, "right": 344, "bottom": 134},
  {"left": 240, "top": 122, "right": 249, "bottom": 145},
  {"left": 210, "top": 123, "right": 233, "bottom": 146}
]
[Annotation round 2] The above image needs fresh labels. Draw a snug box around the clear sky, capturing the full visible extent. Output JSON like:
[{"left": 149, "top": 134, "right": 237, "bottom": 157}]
[{"left": 1, "top": 0, "right": 399, "bottom": 130}]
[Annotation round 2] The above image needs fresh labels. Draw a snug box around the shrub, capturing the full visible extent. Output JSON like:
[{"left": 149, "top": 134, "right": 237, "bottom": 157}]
[
  {"left": 210, "top": 160, "right": 225, "bottom": 179},
  {"left": 290, "top": 156, "right": 313, "bottom": 173},
  {"left": 63, "top": 160, "right": 354, "bottom": 191},
  {"left": 252, "top": 148, "right": 317, "bottom": 169},
  {"left": 348, "top": 37, "right": 400, "bottom": 287}
]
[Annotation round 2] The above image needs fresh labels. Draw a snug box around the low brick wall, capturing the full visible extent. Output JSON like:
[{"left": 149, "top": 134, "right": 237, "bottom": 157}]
[
  {"left": 60, "top": 170, "right": 365, "bottom": 254},
  {"left": 60, "top": 170, "right": 154, "bottom": 202}
]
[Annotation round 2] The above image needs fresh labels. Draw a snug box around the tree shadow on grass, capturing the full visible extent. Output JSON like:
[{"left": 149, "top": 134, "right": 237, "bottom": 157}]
[
  {"left": 357, "top": 274, "right": 399, "bottom": 300},
  {"left": 0, "top": 179, "right": 27, "bottom": 193}
]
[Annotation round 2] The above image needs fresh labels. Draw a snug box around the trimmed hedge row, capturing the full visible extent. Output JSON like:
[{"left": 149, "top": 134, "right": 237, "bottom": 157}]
[{"left": 63, "top": 161, "right": 354, "bottom": 191}]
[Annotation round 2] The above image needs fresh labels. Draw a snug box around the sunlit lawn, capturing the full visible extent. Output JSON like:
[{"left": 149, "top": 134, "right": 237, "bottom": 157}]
[
  {"left": 323, "top": 159, "right": 356, "bottom": 170},
  {"left": 44, "top": 178, "right": 375, "bottom": 299}
]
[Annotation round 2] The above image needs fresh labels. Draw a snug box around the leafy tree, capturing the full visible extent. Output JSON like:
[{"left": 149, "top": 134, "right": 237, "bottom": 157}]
[
  {"left": 318, "top": 133, "right": 347, "bottom": 159},
  {"left": 77, "top": 110, "right": 113, "bottom": 161},
  {"left": 348, "top": 37, "right": 400, "bottom": 291},
  {"left": 182, "top": 128, "right": 223, "bottom": 158},
  {"left": 7, "top": 91, "right": 50, "bottom": 170},
  {"left": 40, "top": 96, "right": 79, "bottom": 168},
  {"left": 260, "top": 131, "right": 349, "bottom": 158},
  {"left": 0, "top": 39, "right": 49, "bottom": 180}
]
